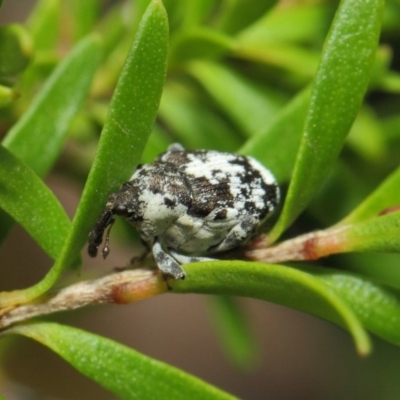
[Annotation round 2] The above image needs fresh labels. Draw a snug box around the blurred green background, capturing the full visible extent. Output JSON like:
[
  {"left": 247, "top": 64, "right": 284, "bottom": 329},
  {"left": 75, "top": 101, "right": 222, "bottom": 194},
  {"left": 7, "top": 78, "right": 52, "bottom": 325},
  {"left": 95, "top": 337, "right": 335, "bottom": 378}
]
[{"left": 1, "top": 0, "right": 400, "bottom": 399}]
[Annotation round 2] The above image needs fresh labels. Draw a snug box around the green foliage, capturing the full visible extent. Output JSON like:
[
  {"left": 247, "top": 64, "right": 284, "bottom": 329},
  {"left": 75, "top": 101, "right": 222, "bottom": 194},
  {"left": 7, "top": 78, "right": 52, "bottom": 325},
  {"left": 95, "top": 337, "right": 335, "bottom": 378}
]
[
  {"left": 172, "top": 261, "right": 371, "bottom": 355},
  {"left": 0, "top": 24, "right": 32, "bottom": 77},
  {"left": 0, "top": 146, "right": 70, "bottom": 260},
  {"left": 1, "top": 0, "right": 400, "bottom": 398},
  {"left": 3, "top": 35, "right": 101, "bottom": 177},
  {"left": 269, "top": 0, "right": 383, "bottom": 242},
  {"left": 5, "top": 322, "right": 236, "bottom": 400},
  {"left": 340, "top": 165, "right": 400, "bottom": 224},
  {"left": 208, "top": 295, "right": 256, "bottom": 368}
]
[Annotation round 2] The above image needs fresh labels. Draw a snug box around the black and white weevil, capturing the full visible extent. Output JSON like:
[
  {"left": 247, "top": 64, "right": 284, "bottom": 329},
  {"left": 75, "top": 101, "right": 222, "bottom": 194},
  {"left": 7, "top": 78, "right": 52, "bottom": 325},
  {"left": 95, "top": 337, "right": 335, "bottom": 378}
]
[{"left": 88, "top": 144, "right": 279, "bottom": 280}]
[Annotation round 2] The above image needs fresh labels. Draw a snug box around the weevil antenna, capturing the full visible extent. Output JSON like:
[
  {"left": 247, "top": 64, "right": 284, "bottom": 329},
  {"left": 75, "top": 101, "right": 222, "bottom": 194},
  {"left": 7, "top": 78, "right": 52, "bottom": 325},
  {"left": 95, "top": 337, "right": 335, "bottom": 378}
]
[
  {"left": 88, "top": 209, "right": 115, "bottom": 257},
  {"left": 101, "top": 217, "right": 115, "bottom": 259}
]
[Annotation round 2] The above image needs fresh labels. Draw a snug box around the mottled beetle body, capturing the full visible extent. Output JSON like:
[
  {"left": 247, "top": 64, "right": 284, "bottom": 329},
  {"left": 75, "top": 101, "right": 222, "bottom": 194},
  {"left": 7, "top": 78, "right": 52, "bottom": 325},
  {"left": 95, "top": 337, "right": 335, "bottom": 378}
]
[{"left": 88, "top": 144, "right": 279, "bottom": 279}]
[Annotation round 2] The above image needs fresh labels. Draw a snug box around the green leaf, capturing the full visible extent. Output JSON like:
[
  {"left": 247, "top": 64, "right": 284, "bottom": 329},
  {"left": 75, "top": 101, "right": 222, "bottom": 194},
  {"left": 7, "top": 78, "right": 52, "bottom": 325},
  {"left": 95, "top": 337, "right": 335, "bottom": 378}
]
[
  {"left": 346, "top": 106, "right": 387, "bottom": 162},
  {"left": 0, "top": 24, "right": 32, "bottom": 77},
  {"left": 162, "top": 0, "right": 216, "bottom": 32},
  {"left": 269, "top": 0, "right": 384, "bottom": 242},
  {"left": 187, "top": 61, "right": 283, "bottom": 137},
  {"left": 382, "top": 113, "right": 400, "bottom": 141},
  {"left": 0, "top": 85, "right": 18, "bottom": 108},
  {"left": 237, "top": 3, "right": 330, "bottom": 46},
  {"left": 169, "top": 28, "right": 235, "bottom": 64},
  {"left": 340, "top": 211, "right": 400, "bottom": 254},
  {"left": 158, "top": 82, "right": 241, "bottom": 151},
  {"left": 3, "top": 34, "right": 101, "bottom": 177},
  {"left": 178, "top": 0, "right": 217, "bottom": 29},
  {"left": 27, "top": 0, "right": 60, "bottom": 51},
  {"left": 240, "top": 86, "right": 310, "bottom": 183},
  {"left": 235, "top": 4, "right": 329, "bottom": 77},
  {"left": 5, "top": 322, "right": 236, "bottom": 400},
  {"left": 208, "top": 296, "right": 256, "bottom": 368},
  {"left": 301, "top": 265, "right": 400, "bottom": 347},
  {"left": 339, "top": 165, "right": 400, "bottom": 225},
  {"left": 70, "top": 0, "right": 99, "bottom": 42},
  {"left": 236, "top": 42, "right": 320, "bottom": 79},
  {"left": 0, "top": 0, "right": 169, "bottom": 309},
  {"left": 64, "top": 0, "right": 168, "bottom": 263},
  {"left": 22, "top": 0, "right": 66, "bottom": 101},
  {"left": 379, "top": 71, "right": 400, "bottom": 93},
  {"left": 0, "top": 35, "right": 101, "bottom": 248},
  {"left": 94, "top": 2, "right": 127, "bottom": 59},
  {"left": 172, "top": 261, "right": 371, "bottom": 356},
  {"left": 0, "top": 146, "right": 70, "bottom": 260},
  {"left": 215, "top": 0, "right": 277, "bottom": 35},
  {"left": 278, "top": 212, "right": 400, "bottom": 261},
  {"left": 141, "top": 125, "right": 172, "bottom": 163}
]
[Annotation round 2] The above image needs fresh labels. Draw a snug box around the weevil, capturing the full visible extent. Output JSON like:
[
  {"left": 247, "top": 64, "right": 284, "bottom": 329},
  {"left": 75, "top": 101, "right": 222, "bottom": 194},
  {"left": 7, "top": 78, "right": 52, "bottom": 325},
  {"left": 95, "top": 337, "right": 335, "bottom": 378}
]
[{"left": 88, "top": 144, "right": 279, "bottom": 279}]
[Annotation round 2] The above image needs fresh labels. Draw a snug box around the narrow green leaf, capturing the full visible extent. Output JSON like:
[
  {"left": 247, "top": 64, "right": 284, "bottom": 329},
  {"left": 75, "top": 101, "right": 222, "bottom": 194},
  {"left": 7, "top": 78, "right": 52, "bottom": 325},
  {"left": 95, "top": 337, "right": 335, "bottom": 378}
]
[
  {"left": 240, "top": 86, "right": 310, "bottom": 183},
  {"left": 0, "top": 35, "right": 101, "bottom": 248},
  {"left": 0, "top": 85, "right": 18, "bottom": 108},
  {"left": 339, "top": 165, "right": 400, "bottom": 225},
  {"left": 236, "top": 42, "right": 320, "bottom": 79},
  {"left": 24, "top": 0, "right": 99, "bottom": 99},
  {"left": 5, "top": 322, "right": 236, "bottom": 400},
  {"left": 169, "top": 28, "right": 235, "bottom": 63},
  {"left": 0, "top": 0, "right": 169, "bottom": 308},
  {"left": 70, "top": 0, "right": 99, "bottom": 42},
  {"left": 141, "top": 125, "right": 172, "bottom": 163},
  {"left": 234, "top": 4, "right": 328, "bottom": 78},
  {"left": 131, "top": 0, "right": 152, "bottom": 28},
  {"left": 294, "top": 212, "right": 400, "bottom": 260},
  {"left": 209, "top": 296, "right": 256, "bottom": 368},
  {"left": 341, "top": 211, "right": 400, "bottom": 254},
  {"left": 237, "top": 3, "right": 330, "bottom": 46},
  {"left": 308, "top": 161, "right": 370, "bottom": 226},
  {"left": 269, "top": 0, "right": 384, "bottom": 242},
  {"left": 379, "top": 71, "right": 400, "bottom": 93},
  {"left": 301, "top": 265, "right": 400, "bottom": 347},
  {"left": 346, "top": 106, "right": 387, "bottom": 162},
  {"left": 0, "top": 146, "right": 70, "bottom": 260},
  {"left": 0, "top": 24, "right": 32, "bottom": 77},
  {"left": 3, "top": 34, "right": 101, "bottom": 177},
  {"left": 333, "top": 253, "right": 400, "bottom": 290},
  {"left": 64, "top": 0, "right": 168, "bottom": 263},
  {"left": 215, "top": 0, "right": 277, "bottom": 35},
  {"left": 178, "top": 0, "right": 217, "bottom": 29},
  {"left": 95, "top": 3, "right": 127, "bottom": 59},
  {"left": 172, "top": 261, "right": 371, "bottom": 355},
  {"left": 162, "top": 0, "right": 216, "bottom": 32},
  {"left": 382, "top": 113, "right": 400, "bottom": 141},
  {"left": 159, "top": 82, "right": 241, "bottom": 151},
  {"left": 187, "top": 61, "right": 283, "bottom": 137},
  {"left": 27, "top": 0, "right": 60, "bottom": 51}
]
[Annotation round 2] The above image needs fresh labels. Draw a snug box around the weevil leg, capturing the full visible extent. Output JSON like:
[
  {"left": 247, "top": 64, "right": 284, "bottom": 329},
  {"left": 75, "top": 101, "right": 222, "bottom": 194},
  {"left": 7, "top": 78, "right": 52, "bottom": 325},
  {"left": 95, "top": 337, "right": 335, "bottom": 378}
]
[
  {"left": 210, "top": 215, "right": 260, "bottom": 253},
  {"left": 130, "top": 239, "right": 151, "bottom": 265},
  {"left": 170, "top": 250, "right": 214, "bottom": 265},
  {"left": 152, "top": 239, "right": 186, "bottom": 280}
]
